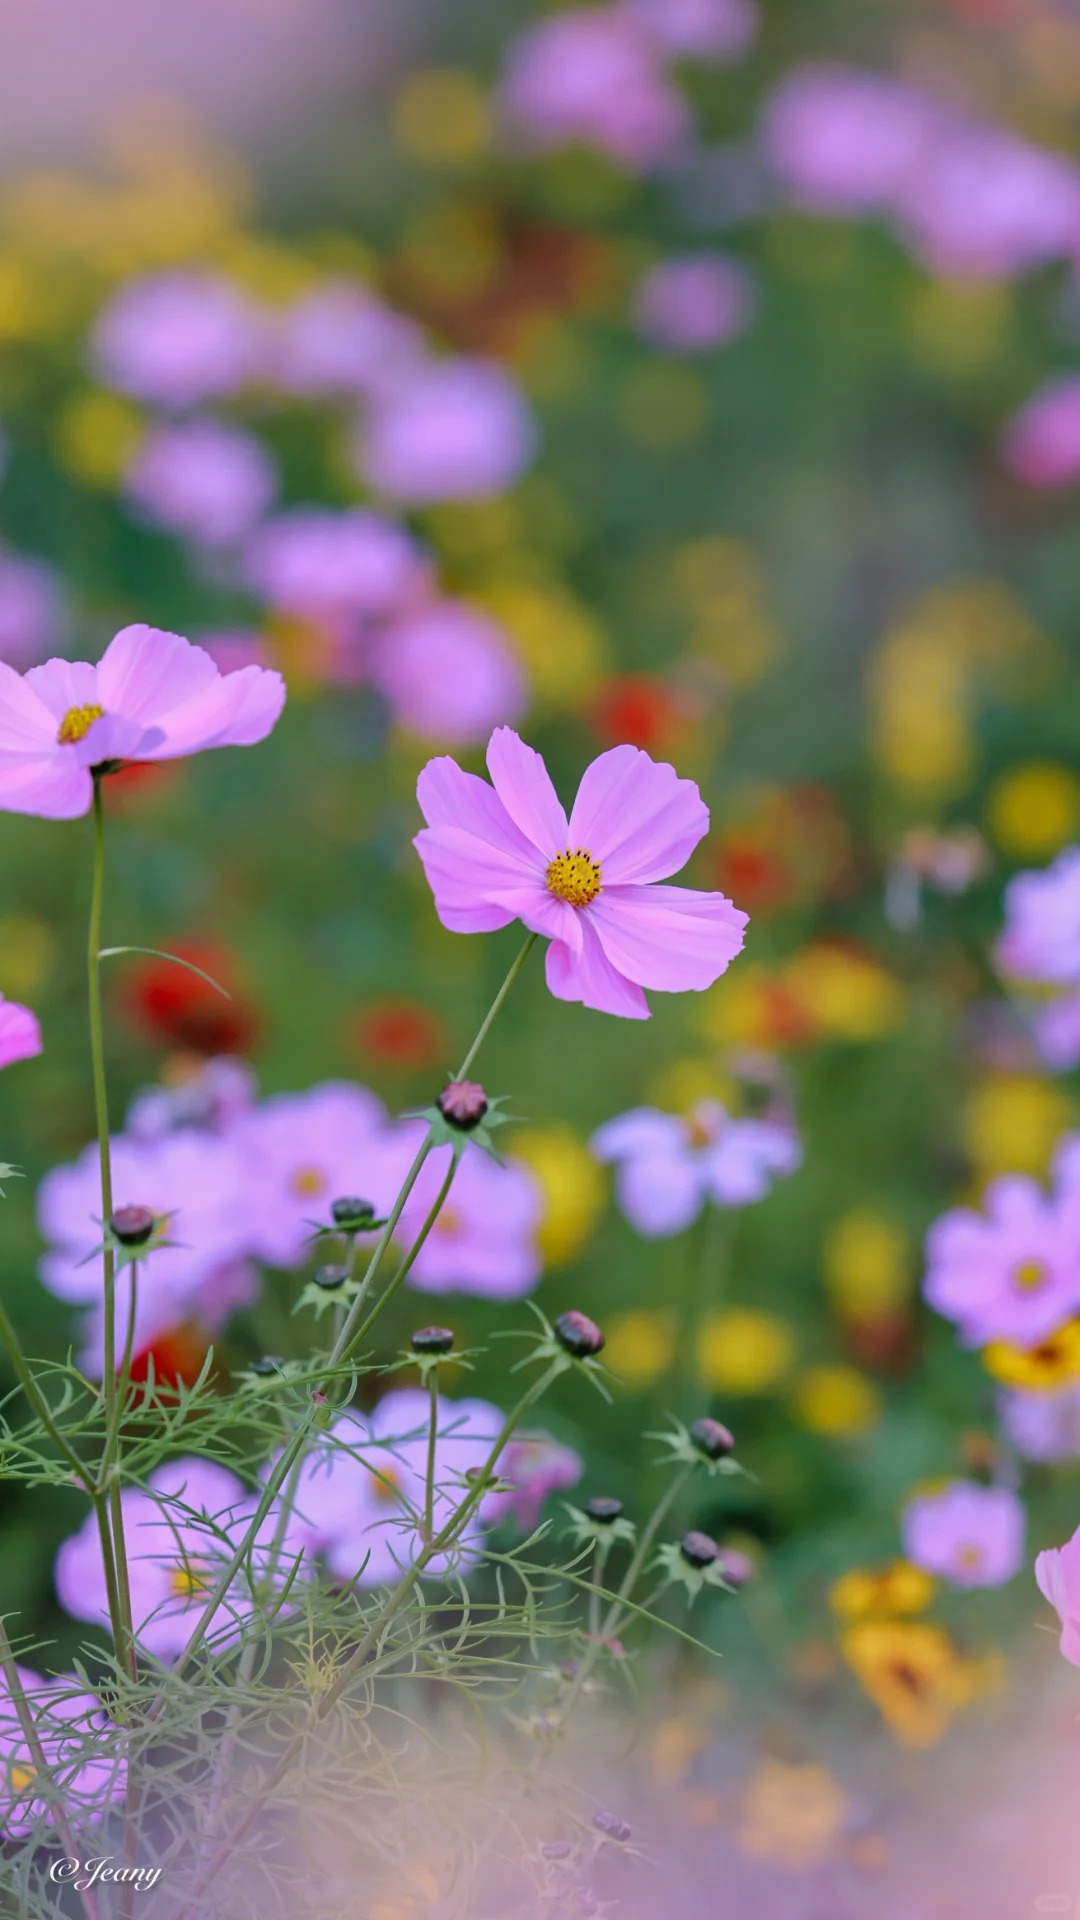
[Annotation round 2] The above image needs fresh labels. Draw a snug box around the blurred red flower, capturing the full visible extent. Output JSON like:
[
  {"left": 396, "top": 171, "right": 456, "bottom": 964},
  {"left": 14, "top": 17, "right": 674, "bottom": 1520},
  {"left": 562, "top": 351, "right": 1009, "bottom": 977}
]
[
  {"left": 128, "top": 1322, "right": 212, "bottom": 1391},
  {"left": 588, "top": 674, "right": 684, "bottom": 753},
  {"left": 122, "top": 941, "right": 261, "bottom": 1056},
  {"left": 354, "top": 996, "right": 447, "bottom": 1071}
]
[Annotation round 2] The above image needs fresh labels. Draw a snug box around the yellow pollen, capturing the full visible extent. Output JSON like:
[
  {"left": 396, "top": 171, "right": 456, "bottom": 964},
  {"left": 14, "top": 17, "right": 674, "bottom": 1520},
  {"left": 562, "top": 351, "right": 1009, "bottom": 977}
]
[
  {"left": 290, "top": 1166, "right": 327, "bottom": 1199},
  {"left": 8, "top": 1763, "right": 36, "bottom": 1793},
  {"left": 956, "top": 1543, "right": 983, "bottom": 1569},
  {"left": 1011, "top": 1258, "right": 1048, "bottom": 1294},
  {"left": 370, "top": 1465, "right": 403, "bottom": 1505},
  {"left": 170, "top": 1561, "right": 209, "bottom": 1600},
  {"left": 434, "top": 1206, "right": 465, "bottom": 1241},
  {"left": 546, "top": 847, "right": 602, "bottom": 908},
  {"left": 686, "top": 1114, "right": 716, "bottom": 1151},
  {"left": 56, "top": 702, "right": 105, "bottom": 746}
]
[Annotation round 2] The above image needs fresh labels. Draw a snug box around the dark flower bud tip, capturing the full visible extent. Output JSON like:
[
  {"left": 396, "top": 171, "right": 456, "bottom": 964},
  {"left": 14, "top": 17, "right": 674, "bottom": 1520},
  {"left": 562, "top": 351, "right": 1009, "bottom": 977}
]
[
  {"left": 592, "top": 1810, "right": 632, "bottom": 1842},
  {"left": 680, "top": 1529, "right": 719, "bottom": 1569},
  {"left": 314, "top": 1264, "right": 348, "bottom": 1291},
  {"left": 411, "top": 1326, "right": 455, "bottom": 1355},
  {"left": 437, "top": 1079, "right": 489, "bottom": 1129},
  {"left": 689, "top": 1416, "right": 735, "bottom": 1460},
  {"left": 584, "top": 1496, "right": 623, "bottom": 1524},
  {"left": 331, "top": 1195, "right": 376, "bottom": 1229},
  {"left": 554, "top": 1310, "right": 605, "bottom": 1358},
  {"left": 110, "top": 1204, "right": 156, "bottom": 1247},
  {"left": 251, "top": 1356, "right": 284, "bottom": 1377}
]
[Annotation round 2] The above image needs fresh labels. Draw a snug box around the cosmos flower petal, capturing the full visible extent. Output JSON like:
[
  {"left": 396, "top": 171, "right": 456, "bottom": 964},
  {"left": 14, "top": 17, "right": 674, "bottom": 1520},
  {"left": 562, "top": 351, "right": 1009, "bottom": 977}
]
[
  {"left": 545, "top": 922, "right": 650, "bottom": 1019},
  {"left": 140, "top": 662, "right": 286, "bottom": 758},
  {"left": 485, "top": 886, "right": 584, "bottom": 954},
  {"left": 73, "top": 712, "right": 164, "bottom": 766},
  {"left": 0, "top": 660, "right": 71, "bottom": 753},
  {"left": 486, "top": 726, "right": 569, "bottom": 857},
  {"left": 590, "top": 1108, "right": 685, "bottom": 1162},
  {"left": 0, "top": 755, "right": 92, "bottom": 818},
  {"left": 23, "top": 658, "right": 101, "bottom": 720},
  {"left": 96, "top": 624, "right": 221, "bottom": 720},
  {"left": 589, "top": 884, "right": 747, "bottom": 991},
  {"left": 0, "top": 1000, "right": 41, "bottom": 1070},
  {"left": 567, "top": 745, "right": 709, "bottom": 883},
  {"left": 416, "top": 754, "right": 542, "bottom": 865},
  {"left": 413, "top": 827, "right": 545, "bottom": 934},
  {"left": 616, "top": 1149, "right": 704, "bottom": 1236}
]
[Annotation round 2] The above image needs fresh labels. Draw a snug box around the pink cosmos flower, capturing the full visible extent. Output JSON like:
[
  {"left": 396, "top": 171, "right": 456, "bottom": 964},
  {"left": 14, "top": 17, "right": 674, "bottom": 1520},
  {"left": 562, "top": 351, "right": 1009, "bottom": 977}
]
[
  {"left": 371, "top": 602, "right": 527, "bottom": 747},
  {"left": 1031, "top": 991, "right": 1080, "bottom": 1073},
  {"left": 367, "top": 1123, "right": 544, "bottom": 1298},
  {"left": 901, "top": 1481, "right": 1025, "bottom": 1589},
  {"left": 624, "top": 0, "right": 758, "bottom": 62},
  {"left": 998, "top": 1384, "right": 1080, "bottom": 1464},
  {"left": 897, "top": 124, "right": 1080, "bottom": 279},
  {"left": 273, "top": 280, "right": 425, "bottom": 398},
  {"left": 922, "top": 1175, "right": 1080, "bottom": 1349},
  {"left": 0, "top": 1666, "right": 125, "bottom": 1838},
  {"left": 126, "top": 1056, "right": 257, "bottom": 1140},
  {"left": 413, "top": 728, "right": 747, "bottom": 1021},
  {"left": 1000, "top": 378, "right": 1080, "bottom": 492},
  {"left": 1035, "top": 1522, "right": 1080, "bottom": 1667},
  {"left": 996, "top": 847, "right": 1080, "bottom": 984},
  {"left": 633, "top": 253, "right": 758, "bottom": 354},
  {"left": 243, "top": 507, "right": 430, "bottom": 624},
  {"left": 291, "top": 1388, "right": 504, "bottom": 1585},
  {"left": 0, "top": 999, "right": 41, "bottom": 1071},
  {"left": 482, "top": 1432, "right": 584, "bottom": 1531},
  {"left": 761, "top": 65, "right": 935, "bottom": 215},
  {"left": 591, "top": 1099, "right": 800, "bottom": 1236},
  {"left": 499, "top": 6, "right": 691, "bottom": 169},
  {"left": 356, "top": 359, "right": 537, "bottom": 504},
  {"left": 0, "top": 551, "right": 64, "bottom": 668},
  {"left": 92, "top": 271, "right": 267, "bottom": 409},
  {"left": 0, "top": 624, "right": 285, "bottom": 820},
  {"left": 232, "top": 1081, "right": 389, "bottom": 1269},
  {"left": 124, "top": 419, "right": 278, "bottom": 548}
]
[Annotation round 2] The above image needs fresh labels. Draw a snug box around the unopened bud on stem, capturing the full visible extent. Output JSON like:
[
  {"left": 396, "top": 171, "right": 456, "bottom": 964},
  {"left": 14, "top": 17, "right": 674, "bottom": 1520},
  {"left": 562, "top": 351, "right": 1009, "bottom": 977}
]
[
  {"left": 110, "top": 1205, "right": 156, "bottom": 1246},
  {"left": 554, "top": 1310, "right": 604, "bottom": 1358},
  {"left": 437, "top": 1080, "right": 488, "bottom": 1129},
  {"left": 411, "top": 1326, "right": 454, "bottom": 1355}
]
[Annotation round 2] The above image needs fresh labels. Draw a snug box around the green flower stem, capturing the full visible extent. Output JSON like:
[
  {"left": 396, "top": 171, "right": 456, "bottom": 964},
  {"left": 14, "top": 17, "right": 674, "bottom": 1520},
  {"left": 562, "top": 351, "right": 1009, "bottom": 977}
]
[
  {"left": 0, "top": 1617, "right": 103, "bottom": 1920},
  {"left": 423, "top": 1363, "right": 439, "bottom": 1543},
  {"left": 341, "top": 1157, "right": 457, "bottom": 1363},
  {"left": 0, "top": 1297, "right": 93, "bottom": 1491},
  {"left": 456, "top": 929, "right": 538, "bottom": 1081}
]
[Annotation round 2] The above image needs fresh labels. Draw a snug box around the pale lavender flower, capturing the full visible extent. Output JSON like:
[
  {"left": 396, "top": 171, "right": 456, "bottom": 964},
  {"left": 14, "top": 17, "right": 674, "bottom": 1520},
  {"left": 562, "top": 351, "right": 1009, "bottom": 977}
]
[
  {"left": 0, "top": 552, "right": 64, "bottom": 668},
  {"left": 482, "top": 1433, "right": 584, "bottom": 1530},
  {"left": 499, "top": 6, "right": 691, "bottom": 169},
  {"left": 922, "top": 1175, "right": 1080, "bottom": 1348},
  {"left": 996, "top": 847, "right": 1080, "bottom": 985},
  {"left": 633, "top": 253, "right": 757, "bottom": 353},
  {"left": 1031, "top": 991, "right": 1080, "bottom": 1073},
  {"left": 357, "top": 359, "right": 537, "bottom": 504},
  {"left": 124, "top": 419, "right": 277, "bottom": 548},
  {"left": 126, "top": 1056, "right": 258, "bottom": 1140},
  {"left": 901, "top": 1481, "right": 1025, "bottom": 1588},
  {"left": 761, "top": 64, "right": 935, "bottom": 215},
  {"left": 368, "top": 1122, "right": 544, "bottom": 1298},
  {"left": 92, "top": 271, "right": 267, "bottom": 409},
  {"left": 371, "top": 601, "right": 527, "bottom": 746},
  {"left": 1001, "top": 378, "right": 1080, "bottom": 491},
  {"left": 898, "top": 124, "right": 1080, "bottom": 279},
  {"left": 231, "top": 1080, "right": 389, "bottom": 1269},
  {"left": 243, "top": 506, "right": 430, "bottom": 622},
  {"left": 0, "top": 1666, "right": 125, "bottom": 1838},
  {"left": 998, "top": 1384, "right": 1080, "bottom": 1463},
  {"left": 624, "top": 0, "right": 758, "bottom": 62},
  {"left": 273, "top": 280, "right": 425, "bottom": 398},
  {"left": 591, "top": 1099, "right": 800, "bottom": 1237}
]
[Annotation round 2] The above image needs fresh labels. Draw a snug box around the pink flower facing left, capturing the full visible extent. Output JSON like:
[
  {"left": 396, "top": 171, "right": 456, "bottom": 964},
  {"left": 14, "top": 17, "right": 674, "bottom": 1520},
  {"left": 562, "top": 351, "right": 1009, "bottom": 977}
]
[
  {"left": 414, "top": 728, "right": 747, "bottom": 1020},
  {"left": 0, "top": 623, "right": 285, "bottom": 820},
  {"left": 1035, "top": 1523, "right": 1080, "bottom": 1667}
]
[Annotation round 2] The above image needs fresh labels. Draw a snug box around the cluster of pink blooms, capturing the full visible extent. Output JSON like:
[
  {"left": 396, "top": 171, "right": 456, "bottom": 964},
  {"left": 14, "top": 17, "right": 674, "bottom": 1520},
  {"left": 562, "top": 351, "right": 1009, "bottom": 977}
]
[
  {"left": 632, "top": 253, "right": 757, "bottom": 355},
  {"left": 590, "top": 1098, "right": 800, "bottom": 1236},
  {"left": 901, "top": 1480, "right": 1025, "bottom": 1590},
  {"left": 498, "top": 0, "right": 757, "bottom": 171},
  {"left": 995, "top": 846, "right": 1080, "bottom": 1070}
]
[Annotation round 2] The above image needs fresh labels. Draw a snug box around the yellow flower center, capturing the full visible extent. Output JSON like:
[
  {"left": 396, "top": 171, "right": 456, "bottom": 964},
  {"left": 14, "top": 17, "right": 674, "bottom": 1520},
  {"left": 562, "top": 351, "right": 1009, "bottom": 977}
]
[
  {"left": 1011, "top": 1258, "right": 1048, "bottom": 1294},
  {"left": 545, "top": 847, "right": 602, "bottom": 909},
  {"left": 434, "top": 1206, "right": 464, "bottom": 1240},
  {"left": 56, "top": 703, "right": 105, "bottom": 746},
  {"left": 170, "top": 1561, "right": 209, "bottom": 1600},
  {"left": 955, "top": 1542, "right": 983, "bottom": 1570},
  {"left": 8, "top": 1762, "right": 36, "bottom": 1793},
  {"left": 290, "top": 1166, "right": 327, "bottom": 1199},
  {"left": 370, "top": 1465, "right": 403, "bottom": 1505}
]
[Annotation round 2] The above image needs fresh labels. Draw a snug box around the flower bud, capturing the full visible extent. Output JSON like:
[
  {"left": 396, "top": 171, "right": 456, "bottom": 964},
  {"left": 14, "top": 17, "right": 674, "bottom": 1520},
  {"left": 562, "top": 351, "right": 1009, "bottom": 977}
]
[
  {"left": 251, "top": 1356, "right": 284, "bottom": 1377},
  {"left": 689, "top": 1416, "right": 735, "bottom": 1460},
  {"left": 592, "top": 1811, "right": 632, "bottom": 1843},
  {"left": 584, "top": 1496, "right": 623, "bottom": 1524},
  {"left": 718, "top": 1546, "right": 755, "bottom": 1589},
  {"left": 679, "top": 1529, "right": 719, "bottom": 1569},
  {"left": 110, "top": 1204, "right": 156, "bottom": 1246},
  {"left": 313, "top": 1264, "right": 348, "bottom": 1291},
  {"left": 331, "top": 1196, "right": 376, "bottom": 1230},
  {"left": 411, "top": 1326, "right": 455, "bottom": 1355},
  {"left": 554, "top": 1310, "right": 605, "bottom": 1358},
  {"left": 437, "top": 1079, "right": 489, "bottom": 1129}
]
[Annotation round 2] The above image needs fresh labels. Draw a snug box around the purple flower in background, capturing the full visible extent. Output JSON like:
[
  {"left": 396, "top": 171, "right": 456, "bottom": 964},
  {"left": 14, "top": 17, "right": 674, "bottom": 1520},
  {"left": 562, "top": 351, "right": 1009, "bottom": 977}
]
[
  {"left": 370, "top": 1122, "right": 544, "bottom": 1298},
  {"left": 898, "top": 125, "right": 1080, "bottom": 279},
  {"left": 996, "top": 847, "right": 1080, "bottom": 985},
  {"left": 372, "top": 601, "right": 527, "bottom": 747},
  {"left": 922, "top": 1175, "right": 1080, "bottom": 1348},
  {"left": 1036, "top": 1523, "right": 1080, "bottom": 1667},
  {"left": 0, "top": 999, "right": 41, "bottom": 1071},
  {"left": 126, "top": 1056, "right": 258, "bottom": 1140},
  {"left": 232, "top": 1080, "right": 389, "bottom": 1269},
  {"left": 92, "top": 271, "right": 267, "bottom": 409},
  {"left": 244, "top": 507, "right": 430, "bottom": 622},
  {"left": 0, "top": 552, "right": 64, "bottom": 668},
  {"left": 292, "top": 1388, "right": 504, "bottom": 1585},
  {"left": 124, "top": 420, "right": 278, "bottom": 548},
  {"left": 624, "top": 0, "right": 758, "bottom": 62},
  {"left": 357, "top": 359, "right": 537, "bottom": 504},
  {"left": 499, "top": 7, "right": 690, "bottom": 169},
  {"left": 1030, "top": 991, "right": 1080, "bottom": 1073},
  {"left": 1001, "top": 378, "right": 1080, "bottom": 492},
  {"left": 482, "top": 1432, "right": 584, "bottom": 1530},
  {"left": 591, "top": 1100, "right": 800, "bottom": 1237},
  {"left": 998, "top": 1383, "right": 1080, "bottom": 1463},
  {"left": 195, "top": 631, "right": 274, "bottom": 676},
  {"left": 274, "top": 280, "right": 425, "bottom": 398},
  {"left": 633, "top": 253, "right": 757, "bottom": 353},
  {"left": 761, "top": 64, "right": 934, "bottom": 215},
  {"left": 0, "top": 1666, "right": 125, "bottom": 1837},
  {"left": 901, "top": 1481, "right": 1025, "bottom": 1589}
]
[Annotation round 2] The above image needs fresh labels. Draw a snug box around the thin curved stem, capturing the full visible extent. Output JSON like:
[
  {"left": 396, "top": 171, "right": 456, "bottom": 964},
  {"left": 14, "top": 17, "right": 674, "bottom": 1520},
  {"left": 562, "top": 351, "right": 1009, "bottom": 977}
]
[{"left": 456, "top": 931, "right": 537, "bottom": 1081}]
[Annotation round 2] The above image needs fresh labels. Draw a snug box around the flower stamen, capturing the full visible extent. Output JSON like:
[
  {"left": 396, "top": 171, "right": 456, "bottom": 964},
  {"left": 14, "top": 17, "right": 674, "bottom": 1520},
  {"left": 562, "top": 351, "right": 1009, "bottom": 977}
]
[
  {"left": 546, "top": 847, "right": 602, "bottom": 908},
  {"left": 1011, "top": 1258, "right": 1048, "bottom": 1294},
  {"left": 56, "top": 703, "right": 105, "bottom": 746}
]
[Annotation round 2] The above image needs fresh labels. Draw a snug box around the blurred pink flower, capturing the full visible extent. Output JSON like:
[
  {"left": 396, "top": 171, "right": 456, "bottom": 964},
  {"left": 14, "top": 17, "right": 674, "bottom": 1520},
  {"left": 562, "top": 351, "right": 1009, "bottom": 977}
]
[
  {"left": 372, "top": 601, "right": 527, "bottom": 747},
  {"left": 125, "top": 419, "right": 277, "bottom": 548},
  {"left": 898, "top": 125, "right": 1080, "bottom": 279},
  {"left": 0, "top": 551, "right": 64, "bottom": 668},
  {"left": 373, "top": 1123, "right": 544, "bottom": 1298},
  {"left": 922, "top": 1175, "right": 1080, "bottom": 1348},
  {"left": 482, "top": 1432, "right": 584, "bottom": 1530},
  {"left": 274, "top": 279, "right": 425, "bottom": 398},
  {"left": 1001, "top": 378, "right": 1080, "bottom": 491},
  {"left": 232, "top": 1080, "right": 389, "bottom": 1268},
  {"left": 761, "top": 64, "right": 934, "bottom": 214},
  {"left": 413, "top": 727, "right": 747, "bottom": 1020},
  {"left": 0, "top": 624, "right": 285, "bottom": 819},
  {"left": 591, "top": 1099, "right": 800, "bottom": 1236},
  {"left": 998, "top": 1383, "right": 1080, "bottom": 1463},
  {"left": 0, "top": 1666, "right": 125, "bottom": 1838},
  {"left": 499, "top": 6, "right": 691, "bottom": 168},
  {"left": 1030, "top": 990, "right": 1080, "bottom": 1073},
  {"left": 244, "top": 506, "right": 430, "bottom": 622},
  {"left": 1035, "top": 1523, "right": 1080, "bottom": 1666},
  {"left": 92, "top": 271, "right": 267, "bottom": 409},
  {"left": 195, "top": 631, "right": 274, "bottom": 676},
  {"left": 633, "top": 253, "right": 757, "bottom": 353},
  {"left": 901, "top": 1481, "right": 1025, "bottom": 1588},
  {"left": 996, "top": 847, "right": 1080, "bottom": 985},
  {"left": 357, "top": 358, "right": 536, "bottom": 504},
  {"left": 126, "top": 1055, "right": 257, "bottom": 1139},
  {"left": 624, "top": 0, "right": 758, "bottom": 62},
  {"left": 0, "top": 999, "right": 41, "bottom": 1070}
]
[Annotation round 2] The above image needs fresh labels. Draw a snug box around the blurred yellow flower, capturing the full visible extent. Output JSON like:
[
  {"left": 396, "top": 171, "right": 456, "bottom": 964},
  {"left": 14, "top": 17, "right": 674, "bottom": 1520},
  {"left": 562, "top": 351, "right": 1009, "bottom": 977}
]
[
  {"left": 987, "top": 761, "right": 1080, "bottom": 858},
  {"left": 829, "top": 1560, "right": 934, "bottom": 1621},
  {"left": 784, "top": 944, "right": 907, "bottom": 1042},
  {"left": 982, "top": 1319, "right": 1080, "bottom": 1390},
  {"left": 823, "top": 1209, "right": 911, "bottom": 1319},
  {"left": 619, "top": 362, "right": 709, "bottom": 451},
  {"left": 648, "top": 1056, "right": 734, "bottom": 1116},
  {"left": 393, "top": 68, "right": 491, "bottom": 164},
  {"left": 510, "top": 1125, "right": 604, "bottom": 1267},
  {"left": 476, "top": 574, "right": 609, "bottom": 712},
  {"left": 604, "top": 1309, "right": 676, "bottom": 1387},
  {"left": 961, "top": 1072, "right": 1072, "bottom": 1179},
  {"left": 0, "top": 916, "right": 55, "bottom": 1000},
  {"left": 671, "top": 536, "right": 781, "bottom": 688},
  {"left": 697, "top": 1309, "right": 795, "bottom": 1393},
  {"left": 736, "top": 1758, "right": 850, "bottom": 1868},
  {"left": 0, "top": 255, "right": 60, "bottom": 342},
  {"left": 793, "top": 1365, "right": 881, "bottom": 1436},
  {"left": 53, "top": 392, "right": 145, "bottom": 489},
  {"left": 650, "top": 1716, "right": 709, "bottom": 1788},
  {"left": 905, "top": 278, "right": 1012, "bottom": 380},
  {"left": 841, "top": 1620, "right": 999, "bottom": 1747}
]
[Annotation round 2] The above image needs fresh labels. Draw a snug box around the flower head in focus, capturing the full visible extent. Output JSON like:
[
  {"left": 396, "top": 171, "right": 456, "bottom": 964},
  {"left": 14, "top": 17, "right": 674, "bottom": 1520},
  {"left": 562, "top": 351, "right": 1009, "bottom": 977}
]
[
  {"left": 0, "top": 625, "right": 285, "bottom": 819},
  {"left": 414, "top": 727, "right": 747, "bottom": 1020},
  {"left": 591, "top": 1098, "right": 799, "bottom": 1235},
  {"left": 901, "top": 1480, "right": 1025, "bottom": 1589}
]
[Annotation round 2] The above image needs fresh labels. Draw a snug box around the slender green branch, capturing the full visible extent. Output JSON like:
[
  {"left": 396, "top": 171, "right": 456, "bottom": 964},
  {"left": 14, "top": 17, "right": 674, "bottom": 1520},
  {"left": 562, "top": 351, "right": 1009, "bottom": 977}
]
[
  {"left": 341, "top": 1157, "right": 457, "bottom": 1362},
  {"left": 456, "top": 930, "right": 537, "bottom": 1081},
  {"left": 423, "top": 1364, "right": 439, "bottom": 1544},
  {"left": 0, "top": 1299, "right": 94, "bottom": 1490}
]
